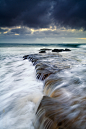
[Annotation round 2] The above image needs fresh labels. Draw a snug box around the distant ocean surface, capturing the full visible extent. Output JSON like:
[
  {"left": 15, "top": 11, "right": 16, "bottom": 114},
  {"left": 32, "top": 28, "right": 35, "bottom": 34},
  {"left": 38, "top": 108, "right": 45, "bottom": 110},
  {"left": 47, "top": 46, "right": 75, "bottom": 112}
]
[
  {"left": 0, "top": 43, "right": 86, "bottom": 48},
  {"left": 0, "top": 43, "right": 86, "bottom": 129}
]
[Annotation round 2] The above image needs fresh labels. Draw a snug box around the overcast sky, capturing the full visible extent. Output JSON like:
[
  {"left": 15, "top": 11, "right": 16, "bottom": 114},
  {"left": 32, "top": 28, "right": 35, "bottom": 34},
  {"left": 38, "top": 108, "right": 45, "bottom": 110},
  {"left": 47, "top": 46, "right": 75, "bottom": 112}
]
[{"left": 0, "top": 0, "right": 86, "bottom": 43}]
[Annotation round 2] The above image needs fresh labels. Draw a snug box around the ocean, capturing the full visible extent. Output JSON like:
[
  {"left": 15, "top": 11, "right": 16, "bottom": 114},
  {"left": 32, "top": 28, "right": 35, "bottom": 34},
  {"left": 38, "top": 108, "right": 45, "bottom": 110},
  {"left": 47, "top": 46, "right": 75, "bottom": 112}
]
[{"left": 0, "top": 43, "right": 86, "bottom": 129}]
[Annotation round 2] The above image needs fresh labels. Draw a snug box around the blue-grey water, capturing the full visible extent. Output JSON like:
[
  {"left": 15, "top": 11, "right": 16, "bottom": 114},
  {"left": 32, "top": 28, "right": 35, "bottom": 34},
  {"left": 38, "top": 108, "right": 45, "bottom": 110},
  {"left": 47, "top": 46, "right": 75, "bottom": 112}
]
[{"left": 0, "top": 43, "right": 86, "bottom": 129}]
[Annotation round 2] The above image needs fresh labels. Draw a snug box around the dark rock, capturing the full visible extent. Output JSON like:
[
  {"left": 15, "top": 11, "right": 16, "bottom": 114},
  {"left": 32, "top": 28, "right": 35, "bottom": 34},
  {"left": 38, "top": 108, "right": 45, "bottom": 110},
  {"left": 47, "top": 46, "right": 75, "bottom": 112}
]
[
  {"left": 52, "top": 48, "right": 71, "bottom": 52},
  {"left": 64, "top": 48, "right": 71, "bottom": 51},
  {"left": 52, "top": 49, "right": 64, "bottom": 52},
  {"left": 23, "top": 55, "right": 29, "bottom": 60},
  {"left": 39, "top": 50, "right": 46, "bottom": 53},
  {"left": 39, "top": 48, "right": 52, "bottom": 51}
]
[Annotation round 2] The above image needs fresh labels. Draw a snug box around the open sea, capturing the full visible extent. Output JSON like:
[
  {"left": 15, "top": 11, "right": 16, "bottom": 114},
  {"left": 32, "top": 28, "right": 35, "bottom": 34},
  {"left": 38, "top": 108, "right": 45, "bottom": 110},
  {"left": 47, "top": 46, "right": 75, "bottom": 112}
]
[{"left": 0, "top": 43, "right": 86, "bottom": 129}]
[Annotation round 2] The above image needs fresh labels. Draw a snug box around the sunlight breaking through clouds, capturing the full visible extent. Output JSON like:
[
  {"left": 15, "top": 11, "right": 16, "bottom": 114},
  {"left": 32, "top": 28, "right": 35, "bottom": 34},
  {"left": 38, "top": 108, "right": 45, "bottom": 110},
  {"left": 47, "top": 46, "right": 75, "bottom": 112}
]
[
  {"left": 77, "top": 38, "right": 86, "bottom": 40},
  {"left": 15, "top": 34, "right": 20, "bottom": 35},
  {"left": 0, "top": 26, "right": 84, "bottom": 35},
  {"left": 30, "top": 26, "right": 57, "bottom": 34},
  {"left": 0, "top": 25, "right": 86, "bottom": 43}
]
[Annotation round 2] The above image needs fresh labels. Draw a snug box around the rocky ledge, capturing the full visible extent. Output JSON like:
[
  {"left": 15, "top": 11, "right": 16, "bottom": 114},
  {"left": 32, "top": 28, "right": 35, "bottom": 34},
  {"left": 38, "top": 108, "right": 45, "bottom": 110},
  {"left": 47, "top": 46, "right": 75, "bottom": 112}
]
[{"left": 23, "top": 50, "right": 86, "bottom": 129}]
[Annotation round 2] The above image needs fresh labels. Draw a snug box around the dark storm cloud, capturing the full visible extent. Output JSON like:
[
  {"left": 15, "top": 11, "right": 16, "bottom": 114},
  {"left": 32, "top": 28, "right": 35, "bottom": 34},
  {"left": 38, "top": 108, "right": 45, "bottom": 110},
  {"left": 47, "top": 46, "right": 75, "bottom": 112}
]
[
  {"left": 0, "top": 0, "right": 86, "bottom": 30},
  {"left": 52, "top": 0, "right": 86, "bottom": 30},
  {"left": 0, "top": 0, "right": 51, "bottom": 28}
]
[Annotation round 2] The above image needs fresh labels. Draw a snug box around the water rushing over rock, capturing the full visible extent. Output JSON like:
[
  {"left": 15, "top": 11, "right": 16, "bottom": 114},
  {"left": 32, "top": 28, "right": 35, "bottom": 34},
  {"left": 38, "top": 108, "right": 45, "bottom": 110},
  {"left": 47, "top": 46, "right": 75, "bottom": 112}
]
[
  {"left": 23, "top": 52, "right": 86, "bottom": 129},
  {"left": 1, "top": 44, "right": 86, "bottom": 129}
]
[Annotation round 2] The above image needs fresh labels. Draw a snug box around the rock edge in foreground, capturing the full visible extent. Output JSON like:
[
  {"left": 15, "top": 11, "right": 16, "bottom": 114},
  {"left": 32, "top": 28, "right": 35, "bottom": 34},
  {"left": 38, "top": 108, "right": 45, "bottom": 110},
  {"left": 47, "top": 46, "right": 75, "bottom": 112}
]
[{"left": 23, "top": 52, "right": 86, "bottom": 129}]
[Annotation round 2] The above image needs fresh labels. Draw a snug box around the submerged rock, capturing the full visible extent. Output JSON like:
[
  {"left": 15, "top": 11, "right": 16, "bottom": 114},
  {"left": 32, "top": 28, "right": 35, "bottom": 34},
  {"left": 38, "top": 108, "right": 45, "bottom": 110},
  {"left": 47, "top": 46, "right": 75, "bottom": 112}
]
[
  {"left": 35, "top": 89, "right": 86, "bottom": 129},
  {"left": 23, "top": 55, "right": 29, "bottom": 60},
  {"left": 39, "top": 48, "right": 52, "bottom": 51},
  {"left": 39, "top": 50, "right": 46, "bottom": 53}
]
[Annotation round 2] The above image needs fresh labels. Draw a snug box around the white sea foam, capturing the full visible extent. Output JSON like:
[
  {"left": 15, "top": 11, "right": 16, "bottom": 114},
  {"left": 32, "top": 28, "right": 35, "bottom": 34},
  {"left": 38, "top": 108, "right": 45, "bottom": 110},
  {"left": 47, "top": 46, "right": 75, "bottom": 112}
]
[{"left": 0, "top": 46, "right": 43, "bottom": 129}]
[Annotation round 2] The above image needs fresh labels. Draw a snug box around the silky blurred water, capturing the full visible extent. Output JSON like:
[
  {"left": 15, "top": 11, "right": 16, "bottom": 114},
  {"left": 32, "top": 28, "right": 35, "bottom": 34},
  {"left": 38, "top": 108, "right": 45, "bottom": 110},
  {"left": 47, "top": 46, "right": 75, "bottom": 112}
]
[
  {"left": 0, "top": 43, "right": 86, "bottom": 129},
  {"left": 0, "top": 46, "right": 44, "bottom": 129}
]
